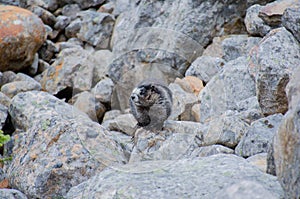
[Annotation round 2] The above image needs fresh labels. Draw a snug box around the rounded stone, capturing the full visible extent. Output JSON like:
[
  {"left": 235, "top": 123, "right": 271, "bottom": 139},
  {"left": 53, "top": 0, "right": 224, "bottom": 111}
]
[{"left": 0, "top": 5, "right": 46, "bottom": 72}]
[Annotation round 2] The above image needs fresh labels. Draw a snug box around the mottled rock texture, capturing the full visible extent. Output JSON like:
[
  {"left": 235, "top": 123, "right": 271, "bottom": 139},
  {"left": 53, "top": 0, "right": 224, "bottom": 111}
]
[
  {"left": 274, "top": 69, "right": 300, "bottom": 198},
  {"left": 249, "top": 27, "right": 300, "bottom": 116},
  {"left": 5, "top": 91, "right": 126, "bottom": 198},
  {"left": 235, "top": 114, "right": 283, "bottom": 157},
  {"left": 0, "top": 5, "right": 46, "bottom": 72},
  {"left": 199, "top": 57, "right": 256, "bottom": 122},
  {"left": 67, "top": 154, "right": 283, "bottom": 199}
]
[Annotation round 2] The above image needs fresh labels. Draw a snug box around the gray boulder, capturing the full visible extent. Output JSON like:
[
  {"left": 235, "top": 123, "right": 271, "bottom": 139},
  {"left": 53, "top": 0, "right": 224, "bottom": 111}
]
[
  {"left": 0, "top": 189, "right": 28, "bottom": 199},
  {"left": 1, "top": 73, "right": 42, "bottom": 98},
  {"left": 201, "top": 114, "right": 249, "bottom": 148},
  {"left": 274, "top": 69, "right": 300, "bottom": 198},
  {"left": 28, "top": 5, "right": 56, "bottom": 26},
  {"left": 234, "top": 96, "right": 263, "bottom": 124},
  {"left": 109, "top": 131, "right": 134, "bottom": 162},
  {"left": 56, "top": 38, "right": 83, "bottom": 51},
  {"left": 91, "top": 50, "right": 113, "bottom": 83},
  {"left": 168, "top": 82, "right": 199, "bottom": 121},
  {"left": 199, "top": 57, "right": 256, "bottom": 122},
  {"left": 92, "top": 78, "right": 114, "bottom": 104},
  {"left": 54, "top": 15, "right": 71, "bottom": 31},
  {"left": 0, "top": 71, "right": 17, "bottom": 87},
  {"left": 0, "top": 0, "right": 19, "bottom": 6},
  {"left": 130, "top": 121, "right": 204, "bottom": 162},
  {"left": 102, "top": 113, "right": 137, "bottom": 136},
  {"left": 70, "top": 91, "right": 106, "bottom": 122},
  {"left": 5, "top": 91, "right": 126, "bottom": 198},
  {"left": 65, "top": 18, "right": 82, "bottom": 38},
  {"left": 215, "top": 180, "right": 279, "bottom": 199},
  {"left": 245, "top": 4, "right": 271, "bottom": 36},
  {"left": 235, "top": 114, "right": 283, "bottom": 158},
  {"left": 246, "top": 153, "right": 267, "bottom": 173},
  {"left": 19, "top": 0, "right": 58, "bottom": 12},
  {"left": 249, "top": 27, "right": 300, "bottom": 116},
  {"left": 185, "top": 56, "right": 224, "bottom": 83},
  {"left": 0, "top": 92, "right": 11, "bottom": 107},
  {"left": 61, "top": 4, "right": 81, "bottom": 20},
  {"left": 67, "top": 154, "right": 283, "bottom": 199},
  {"left": 40, "top": 47, "right": 95, "bottom": 95},
  {"left": 77, "top": 10, "right": 115, "bottom": 49},
  {"left": 282, "top": 7, "right": 300, "bottom": 43},
  {"left": 112, "top": 0, "right": 138, "bottom": 16},
  {"left": 221, "top": 35, "right": 261, "bottom": 61},
  {"left": 202, "top": 36, "right": 226, "bottom": 58},
  {"left": 102, "top": 109, "right": 122, "bottom": 122}
]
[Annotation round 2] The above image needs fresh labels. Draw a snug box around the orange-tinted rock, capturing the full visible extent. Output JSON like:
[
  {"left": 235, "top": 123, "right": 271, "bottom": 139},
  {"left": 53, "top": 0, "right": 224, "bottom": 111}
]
[
  {"left": 0, "top": 5, "right": 46, "bottom": 72},
  {"left": 174, "top": 76, "right": 204, "bottom": 96},
  {"left": 183, "top": 76, "right": 204, "bottom": 96}
]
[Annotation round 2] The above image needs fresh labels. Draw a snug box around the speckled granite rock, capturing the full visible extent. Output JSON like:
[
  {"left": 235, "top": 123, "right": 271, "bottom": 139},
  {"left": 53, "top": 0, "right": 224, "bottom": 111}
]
[
  {"left": 1, "top": 73, "right": 41, "bottom": 98},
  {"left": 199, "top": 57, "right": 256, "bottom": 122},
  {"left": 245, "top": 4, "right": 271, "bottom": 36},
  {"left": 5, "top": 91, "right": 126, "bottom": 198},
  {"left": 40, "top": 47, "right": 95, "bottom": 95},
  {"left": 235, "top": 114, "right": 283, "bottom": 157},
  {"left": 249, "top": 28, "right": 300, "bottom": 116},
  {"left": 0, "top": 189, "right": 28, "bottom": 199},
  {"left": 282, "top": 7, "right": 300, "bottom": 43},
  {"left": 77, "top": 10, "right": 115, "bottom": 49},
  {"left": 67, "top": 154, "right": 283, "bottom": 199},
  {"left": 274, "top": 69, "right": 300, "bottom": 198}
]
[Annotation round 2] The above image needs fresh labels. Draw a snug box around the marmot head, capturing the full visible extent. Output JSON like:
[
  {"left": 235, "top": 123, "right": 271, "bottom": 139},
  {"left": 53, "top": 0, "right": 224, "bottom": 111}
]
[{"left": 130, "top": 83, "right": 160, "bottom": 107}]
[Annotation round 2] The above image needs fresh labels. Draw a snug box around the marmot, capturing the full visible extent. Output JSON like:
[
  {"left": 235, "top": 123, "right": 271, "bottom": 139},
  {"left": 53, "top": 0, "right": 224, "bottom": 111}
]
[{"left": 129, "top": 79, "right": 173, "bottom": 131}]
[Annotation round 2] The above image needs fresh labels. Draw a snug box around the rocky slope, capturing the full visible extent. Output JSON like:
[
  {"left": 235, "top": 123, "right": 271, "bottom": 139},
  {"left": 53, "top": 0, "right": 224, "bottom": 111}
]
[{"left": 0, "top": 0, "right": 299, "bottom": 198}]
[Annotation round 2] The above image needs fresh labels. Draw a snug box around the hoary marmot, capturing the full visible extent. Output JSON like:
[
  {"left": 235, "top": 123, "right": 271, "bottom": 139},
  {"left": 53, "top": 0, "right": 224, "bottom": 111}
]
[{"left": 129, "top": 79, "right": 173, "bottom": 131}]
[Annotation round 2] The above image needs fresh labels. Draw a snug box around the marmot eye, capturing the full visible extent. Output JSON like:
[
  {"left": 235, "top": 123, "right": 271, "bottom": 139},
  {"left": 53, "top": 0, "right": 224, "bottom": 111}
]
[{"left": 139, "top": 88, "right": 147, "bottom": 95}]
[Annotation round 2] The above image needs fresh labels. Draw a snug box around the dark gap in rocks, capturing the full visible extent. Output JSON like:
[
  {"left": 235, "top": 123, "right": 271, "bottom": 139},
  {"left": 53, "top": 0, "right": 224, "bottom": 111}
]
[
  {"left": 1, "top": 114, "right": 15, "bottom": 156},
  {"left": 54, "top": 87, "right": 74, "bottom": 102},
  {"left": 98, "top": 102, "right": 111, "bottom": 124},
  {"left": 204, "top": 39, "right": 213, "bottom": 49},
  {"left": 19, "top": 67, "right": 35, "bottom": 77},
  {"left": 2, "top": 114, "right": 15, "bottom": 136}
]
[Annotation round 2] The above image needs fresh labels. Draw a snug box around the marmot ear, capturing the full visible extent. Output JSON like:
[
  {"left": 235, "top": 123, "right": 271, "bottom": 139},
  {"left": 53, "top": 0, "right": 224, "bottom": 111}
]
[{"left": 150, "top": 85, "right": 156, "bottom": 92}]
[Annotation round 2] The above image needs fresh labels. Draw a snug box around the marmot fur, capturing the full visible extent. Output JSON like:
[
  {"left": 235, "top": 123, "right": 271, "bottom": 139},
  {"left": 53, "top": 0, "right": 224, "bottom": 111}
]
[{"left": 129, "top": 79, "right": 173, "bottom": 130}]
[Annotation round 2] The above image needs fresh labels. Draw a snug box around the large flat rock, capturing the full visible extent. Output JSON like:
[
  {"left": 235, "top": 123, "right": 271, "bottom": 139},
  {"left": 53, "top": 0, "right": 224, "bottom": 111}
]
[{"left": 67, "top": 154, "right": 283, "bottom": 199}]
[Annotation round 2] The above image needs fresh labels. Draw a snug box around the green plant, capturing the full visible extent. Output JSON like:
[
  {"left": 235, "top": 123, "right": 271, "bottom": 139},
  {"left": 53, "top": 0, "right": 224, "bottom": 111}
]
[
  {"left": 0, "top": 156, "right": 12, "bottom": 164},
  {"left": 0, "top": 130, "right": 10, "bottom": 147}
]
